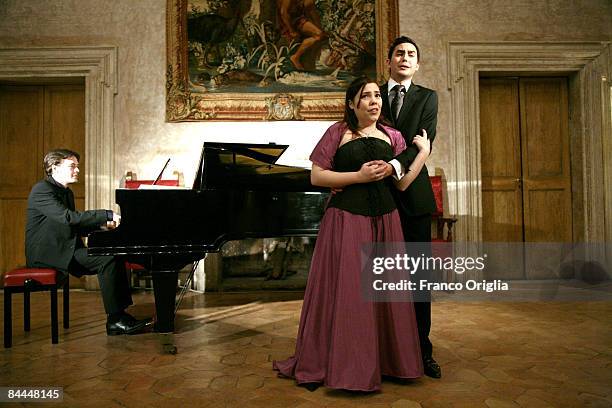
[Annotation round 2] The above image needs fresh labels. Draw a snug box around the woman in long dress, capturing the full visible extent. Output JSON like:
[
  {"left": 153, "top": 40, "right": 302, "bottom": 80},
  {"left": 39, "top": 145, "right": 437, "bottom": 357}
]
[{"left": 273, "top": 76, "right": 431, "bottom": 392}]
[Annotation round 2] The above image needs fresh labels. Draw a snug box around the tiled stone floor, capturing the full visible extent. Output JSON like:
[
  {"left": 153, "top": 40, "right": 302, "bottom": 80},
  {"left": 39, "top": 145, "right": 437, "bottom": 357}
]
[{"left": 1, "top": 290, "right": 611, "bottom": 407}]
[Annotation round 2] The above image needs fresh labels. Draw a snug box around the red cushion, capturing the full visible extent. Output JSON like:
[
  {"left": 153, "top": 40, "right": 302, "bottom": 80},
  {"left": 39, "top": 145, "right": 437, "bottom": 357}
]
[
  {"left": 4, "top": 268, "right": 58, "bottom": 287},
  {"left": 125, "top": 179, "right": 179, "bottom": 189},
  {"left": 430, "top": 176, "right": 443, "bottom": 216},
  {"left": 125, "top": 262, "right": 146, "bottom": 271}
]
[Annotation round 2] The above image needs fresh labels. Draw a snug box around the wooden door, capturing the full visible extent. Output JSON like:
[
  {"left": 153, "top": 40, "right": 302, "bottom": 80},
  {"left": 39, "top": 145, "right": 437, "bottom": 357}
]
[
  {"left": 0, "top": 86, "right": 45, "bottom": 277},
  {"left": 44, "top": 85, "right": 86, "bottom": 207},
  {"left": 519, "top": 78, "right": 572, "bottom": 243},
  {"left": 480, "top": 78, "right": 524, "bottom": 244},
  {"left": 0, "top": 84, "right": 85, "bottom": 280},
  {"left": 480, "top": 77, "right": 572, "bottom": 279}
]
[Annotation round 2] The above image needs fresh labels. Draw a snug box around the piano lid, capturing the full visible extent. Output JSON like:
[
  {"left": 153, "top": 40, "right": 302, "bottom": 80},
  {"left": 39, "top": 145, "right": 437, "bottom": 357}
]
[{"left": 193, "top": 142, "right": 317, "bottom": 192}]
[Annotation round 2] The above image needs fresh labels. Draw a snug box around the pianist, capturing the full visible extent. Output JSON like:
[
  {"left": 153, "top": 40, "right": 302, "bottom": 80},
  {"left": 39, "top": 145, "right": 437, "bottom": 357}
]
[{"left": 25, "top": 149, "right": 152, "bottom": 336}]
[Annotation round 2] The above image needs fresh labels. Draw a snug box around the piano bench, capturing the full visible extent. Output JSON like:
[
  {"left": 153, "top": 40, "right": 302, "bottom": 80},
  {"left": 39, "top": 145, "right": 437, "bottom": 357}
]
[
  {"left": 3, "top": 268, "right": 69, "bottom": 348},
  {"left": 125, "top": 262, "right": 152, "bottom": 289}
]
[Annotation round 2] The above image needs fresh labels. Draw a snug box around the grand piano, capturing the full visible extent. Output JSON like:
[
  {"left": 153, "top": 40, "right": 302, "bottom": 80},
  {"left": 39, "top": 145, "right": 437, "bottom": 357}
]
[{"left": 88, "top": 142, "right": 328, "bottom": 348}]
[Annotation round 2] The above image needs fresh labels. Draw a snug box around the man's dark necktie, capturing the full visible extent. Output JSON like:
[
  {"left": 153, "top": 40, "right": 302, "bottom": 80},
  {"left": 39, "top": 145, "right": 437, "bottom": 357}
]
[{"left": 391, "top": 84, "right": 405, "bottom": 121}]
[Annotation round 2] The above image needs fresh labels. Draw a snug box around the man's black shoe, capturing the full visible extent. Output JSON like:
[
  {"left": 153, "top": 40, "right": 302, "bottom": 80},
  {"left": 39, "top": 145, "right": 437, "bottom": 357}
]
[
  {"left": 106, "top": 314, "right": 153, "bottom": 336},
  {"left": 423, "top": 356, "right": 441, "bottom": 378}
]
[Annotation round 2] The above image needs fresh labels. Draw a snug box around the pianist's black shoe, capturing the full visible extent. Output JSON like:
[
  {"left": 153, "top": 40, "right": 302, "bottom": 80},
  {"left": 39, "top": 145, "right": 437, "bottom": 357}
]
[
  {"left": 423, "top": 356, "right": 441, "bottom": 378},
  {"left": 106, "top": 313, "right": 153, "bottom": 336}
]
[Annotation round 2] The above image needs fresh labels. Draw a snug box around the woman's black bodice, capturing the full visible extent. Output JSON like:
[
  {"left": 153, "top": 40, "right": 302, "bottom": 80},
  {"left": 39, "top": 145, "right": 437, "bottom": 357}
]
[{"left": 327, "top": 137, "right": 397, "bottom": 217}]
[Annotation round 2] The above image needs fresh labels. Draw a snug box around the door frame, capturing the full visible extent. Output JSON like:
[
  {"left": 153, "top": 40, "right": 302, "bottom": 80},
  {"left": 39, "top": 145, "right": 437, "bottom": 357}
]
[
  {"left": 0, "top": 46, "right": 118, "bottom": 211},
  {"left": 447, "top": 41, "right": 612, "bottom": 245}
]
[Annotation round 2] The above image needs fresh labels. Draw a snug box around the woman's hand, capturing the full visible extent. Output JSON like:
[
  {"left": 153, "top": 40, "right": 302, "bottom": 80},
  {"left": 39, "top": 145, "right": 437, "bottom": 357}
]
[
  {"left": 357, "top": 160, "right": 388, "bottom": 183},
  {"left": 412, "top": 129, "right": 430, "bottom": 155},
  {"left": 396, "top": 130, "right": 431, "bottom": 191}
]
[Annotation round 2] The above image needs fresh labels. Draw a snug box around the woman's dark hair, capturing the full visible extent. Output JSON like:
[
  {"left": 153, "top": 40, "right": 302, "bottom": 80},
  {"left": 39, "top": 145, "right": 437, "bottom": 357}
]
[
  {"left": 387, "top": 36, "right": 420, "bottom": 62},
  {"left": 343, "top": 75, "right": 379, "bottom": 134},
  {"left": 44, "top": 149, "right": 80, "bottom": 176}
]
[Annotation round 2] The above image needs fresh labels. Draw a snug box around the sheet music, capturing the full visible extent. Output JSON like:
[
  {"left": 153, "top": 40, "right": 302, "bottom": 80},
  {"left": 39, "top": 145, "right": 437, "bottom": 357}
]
[{"left": 275, "top": 145, "right": 314, "bottom": 169}]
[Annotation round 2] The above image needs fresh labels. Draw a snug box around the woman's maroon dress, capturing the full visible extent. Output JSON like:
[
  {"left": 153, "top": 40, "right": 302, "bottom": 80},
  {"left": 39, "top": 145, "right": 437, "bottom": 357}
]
[{"left": 273, "top": 122, "right": 423, "bottom": 391}]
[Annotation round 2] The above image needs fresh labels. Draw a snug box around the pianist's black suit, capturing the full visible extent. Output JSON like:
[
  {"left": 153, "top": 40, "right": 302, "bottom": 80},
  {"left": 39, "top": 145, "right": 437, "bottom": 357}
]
[{"left": 26, "top": 176, "right": 132, "bottom": 315}]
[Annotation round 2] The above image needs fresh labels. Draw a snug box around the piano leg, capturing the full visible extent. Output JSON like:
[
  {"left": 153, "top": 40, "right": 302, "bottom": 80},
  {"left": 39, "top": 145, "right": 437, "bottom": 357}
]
[{"left": 152, "top": 270, "right": 178, "bottom": 354}]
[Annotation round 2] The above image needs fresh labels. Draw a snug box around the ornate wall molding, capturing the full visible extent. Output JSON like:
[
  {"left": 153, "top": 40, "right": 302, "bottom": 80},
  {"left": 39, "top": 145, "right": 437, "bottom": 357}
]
[
  {"left": 446, "top": 41, "right": 611, "bottom": 243},
  {"left": 0, "top": 46, "right": 118, "bottom": 211}
]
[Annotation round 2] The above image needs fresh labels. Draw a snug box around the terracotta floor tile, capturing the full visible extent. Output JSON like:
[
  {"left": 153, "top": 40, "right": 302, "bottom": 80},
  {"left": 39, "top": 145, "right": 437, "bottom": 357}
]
[
  {"left": 390, "top": 400, "right": 423, "bottom": 408},
  {"left": 475, "top": 381, "right": 526, "bottom": 399},
  {"left": 480, "top": 367, "right": 515, "bottom": 383},
  {"left": 516, "top": 386, "right": 583, "bottom": 407},
  {"left": 209, "top": 374, "right": 239, "bottom": 390},
  {"left": 124, "top": 373, "right": 158, "bottom": 391},
  {"left": 514, "top": 394, "right": 556, "bottom": 408},
  {"left": 483, "top": 398, "right": 521, "bottom": 407},
  {"left": 221, "top": 352, "right": 247, "bottom": 365},
  {"left": 576, "top": 393, "right": 612, "bottom": 408}
]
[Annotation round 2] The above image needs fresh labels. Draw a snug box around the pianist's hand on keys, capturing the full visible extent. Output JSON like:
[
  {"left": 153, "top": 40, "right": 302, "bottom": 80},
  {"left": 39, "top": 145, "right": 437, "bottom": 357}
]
[{"left": 105, "top": 213, "right": 121, "bottom": 230}]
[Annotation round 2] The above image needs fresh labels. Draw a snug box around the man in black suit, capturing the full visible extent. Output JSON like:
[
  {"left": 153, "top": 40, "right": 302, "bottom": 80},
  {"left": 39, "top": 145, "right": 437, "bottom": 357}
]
[
  {"left": 26, "top": 148, "right": 151, "bottom": 336},
  {"left": 381, "top": 36, "right": 441, "bottom": 378}
]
